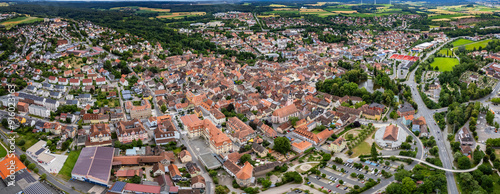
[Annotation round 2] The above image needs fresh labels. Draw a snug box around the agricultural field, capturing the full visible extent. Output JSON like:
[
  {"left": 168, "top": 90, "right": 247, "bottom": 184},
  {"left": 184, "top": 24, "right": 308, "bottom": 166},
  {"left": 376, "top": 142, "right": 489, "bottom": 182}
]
[
  {"left": 438, "top": 48, "right": 454, "bottom": 57},
  {"left": 269, "top": 4, "right": 287, "bottom": 7},
  {"left": 1, "top": 16, "right": 43, "bottom": 29},
  {"left": 0, "top": 2, "right": 8, "bottom": 6},
  {"left": 156, "top": 12, "right": 206, "bottom": 19},
  {"left": 299, "top": 8, "right": 336, "bottom": 17},
  {"left": 430, "top": 57, "right": 459, "bottom": 72},
  {"left": 429, "top": 14, "right": 469, "bottom": 20},
  {"left": 111, "top": 6, "right": 171, "bottom": 14}
]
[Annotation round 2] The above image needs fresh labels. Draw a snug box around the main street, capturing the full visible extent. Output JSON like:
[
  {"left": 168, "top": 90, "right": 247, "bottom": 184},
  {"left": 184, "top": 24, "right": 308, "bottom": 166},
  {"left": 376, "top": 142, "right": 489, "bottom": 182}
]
[{"left": 403, "top": 37, "right": 460, "bottom": 194}]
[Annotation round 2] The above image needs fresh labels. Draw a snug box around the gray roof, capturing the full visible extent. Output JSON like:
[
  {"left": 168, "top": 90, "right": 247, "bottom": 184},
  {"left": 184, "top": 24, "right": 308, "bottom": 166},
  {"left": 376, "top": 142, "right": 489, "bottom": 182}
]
[
  {"left": 19, "top": 93, "right": 44, "bottom": 102},
  {"left": 72, "top": 147, "right": 114, "bottom": 184},
  {"left": 23, "top": 182, "right": 52, "bottom": 194},
  {"left": 45, "top": 98, "right": 57, "bottom": 104}
]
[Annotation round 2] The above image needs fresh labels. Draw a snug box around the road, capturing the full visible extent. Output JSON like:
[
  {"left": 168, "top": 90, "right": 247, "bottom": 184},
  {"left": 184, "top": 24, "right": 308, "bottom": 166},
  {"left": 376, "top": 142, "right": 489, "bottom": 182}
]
[{"left": 403, "top": 37, "right": 459, "bottom": 194}]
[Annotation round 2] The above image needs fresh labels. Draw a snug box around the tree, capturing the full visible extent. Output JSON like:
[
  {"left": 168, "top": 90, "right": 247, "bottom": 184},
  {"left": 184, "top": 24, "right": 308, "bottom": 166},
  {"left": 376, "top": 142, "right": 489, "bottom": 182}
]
[
  {"left": 487, "top": 110, "right": 495, "bottom": 125},
  {"left": 40, "top": 173, "right": 47, "bottom": 180},
  {"left": 458, "top": 156, "right": 472, "bottom": 169},
  {"left": 289, "top": 117, "right": 299, "bottom": 126},
  {"left": 215, "top": 185, "right": 229, "bottom": 194},
  {"left": 161, "top": 105, "right": 167, "bottom": 113},
  {"left": 339, "top": 180, "right": 344, "bottom": 185},
  {"left": 20, "top": 154, "right": 26, "bottom": 162},
  {"left": 34, "top": 168, "right": 39, "bottom": 174},
  {"left": 240, "top": 154, "right": 252, "bottom": 165},
  {"left": 385, "top": 161, "right": 390, "bottom": 166},
  {"left": 371, "top": 142, "right": 378, "bottom": 161},
  {"left": 351, "top": 172, "right": 357, "bottom": 178},
  {"left": 394, "top": 169, "right": 411, "bottom": 182},
  {"left": 402, "top": 177, "right": 416, "bottom": 193},
  {"left": 27, "top": 163, "right": 36, "bottom": 170},
  {"left": 262, "top": 179, "right": 272, "bottom": 188},
  {"left": 273, "top": 137, "right": 291, "bottom": 154}
]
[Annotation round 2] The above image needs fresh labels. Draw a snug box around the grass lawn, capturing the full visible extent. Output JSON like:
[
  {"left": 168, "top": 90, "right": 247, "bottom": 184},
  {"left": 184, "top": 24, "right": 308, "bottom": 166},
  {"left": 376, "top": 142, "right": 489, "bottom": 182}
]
[
  {"left": 430, "top": 57, "right": 459, "bottom": 72},
  {"left": 0, "top": 141, "right": 7, "bottom": 158},
  {"left": 439, "top": 49, "right": 454, "bottom": 57},
  {"left": 58, "top": 150, "right": 81, "bottom": 180},
  {"left": 351, "top": 141, "right": 371, "bottom": 158},
  {"left": 452, "top": 39, "right": 474, "bottom": 47}
]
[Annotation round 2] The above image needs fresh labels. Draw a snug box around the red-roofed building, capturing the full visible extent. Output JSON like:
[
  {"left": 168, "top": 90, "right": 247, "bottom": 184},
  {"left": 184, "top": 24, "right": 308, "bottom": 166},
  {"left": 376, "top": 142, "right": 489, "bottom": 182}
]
[{"left": 123, "top": 183, "right": 161, "bottom": 194}]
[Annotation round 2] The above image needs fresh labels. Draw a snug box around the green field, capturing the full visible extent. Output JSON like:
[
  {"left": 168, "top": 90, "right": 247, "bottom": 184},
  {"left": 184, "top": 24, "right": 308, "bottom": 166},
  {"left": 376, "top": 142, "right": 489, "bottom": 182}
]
[
  {"left": 0, "top": 142, "right": 6, "bottom": 158},
  {"left": 1, "top": 16, "right": 43, "bottom": 29},
  {"left": 58, "top": 150, "right": 81, "bottom": 180},
  {"left": 461, "top": 39, "right": 494, "bottom": 50},
  {"left": 429, "top": 14, "right": 468, "bottom": 19},
  {"left": 451, "top": 39, "right": 474, "bottom": 47},
  {"left": 351, "top": 141, "right": 371, "bottom": 158},
  {"left": 430, "top": 57, "right": 459, "bottom": 72}
]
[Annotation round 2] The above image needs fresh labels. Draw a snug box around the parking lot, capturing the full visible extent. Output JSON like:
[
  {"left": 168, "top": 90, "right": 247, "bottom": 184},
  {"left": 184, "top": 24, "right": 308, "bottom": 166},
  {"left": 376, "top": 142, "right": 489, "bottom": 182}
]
[{"left": 306, "top": 159, "right": 406, "bottom": 194}]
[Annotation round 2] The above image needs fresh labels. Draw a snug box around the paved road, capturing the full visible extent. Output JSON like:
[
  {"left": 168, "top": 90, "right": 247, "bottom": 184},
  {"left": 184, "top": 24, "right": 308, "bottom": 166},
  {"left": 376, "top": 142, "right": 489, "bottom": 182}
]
[
  {"left": 379, "top": 155, "right": 483, "bottom": 173},
  {"left": 403, "top": 37, "right": 459, "bottom": 194}
]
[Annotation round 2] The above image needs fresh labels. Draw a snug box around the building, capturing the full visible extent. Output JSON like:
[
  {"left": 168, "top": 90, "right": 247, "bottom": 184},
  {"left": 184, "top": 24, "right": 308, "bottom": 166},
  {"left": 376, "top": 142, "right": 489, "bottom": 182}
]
[
  {"left": 328, "top": 137, "right": 347, "bottom": 153},
  {"left": 0, "top": 155, "right": 26, "bottom": 181},
  {"left": 181, "top": 115, "right": 233, "bottom": 154},
  {"left": 28, "top": 104, "right": 50, "bottom": 118},
  {"left": 252, "top": 143, "right": 268, "bottom": 157},
  {"left": 397, "top": 102, "right": 415, "bottom": 117},
  {"left": 292, "top": 140, "right": 313, "bottom": 153},
  {"left": 17, "top": 102, "right": 29, "bottom": 112},
  {"left": 116, "top": 119, "right": 149, "bottom": 144},
  {"left": 271, "top": 104, "right": 300, "bottom": 123},
  {"left": 235, "top": 161, "right": 254, "bottom": 187},
  {"left": 87, "top": 123, "right": 112, "bottom": 147},
  {"left": 71, "top": 147, "right": 114, "bottom": 187},
  {"left": 209, "top": 108, "right": 226, "bottom": 125},
  {"left": 179, "top": 150, "right": 192, "bottom": 163},
  {"left": 125, "top": 99, "right": 152, "bottom": 119},
  {"left": 154, "top": 118, "right": 179, "bottom": 145},
  {"left": 25, "top": 140, "right": 56, "bottom": 164},
  {"left": 259, "top": 123, "right": 277, "bottom": 138},
  {"left": 168, "top": 164, "right": 183, "bottom": 181},
  {"left": 457, "top": 127, "right": 475, "bottom": 146},
  {"left": 191, "top": 175, "right": 206, "bottom": 189},
  {"left": 374, "top": 124, "right": 408, "bottom": 149},
  {"left": 123, "top": 183, "right": 161, "bottom": 194},
  {"left": 226, "top": 117, "right": 255, "bottom": 145}
]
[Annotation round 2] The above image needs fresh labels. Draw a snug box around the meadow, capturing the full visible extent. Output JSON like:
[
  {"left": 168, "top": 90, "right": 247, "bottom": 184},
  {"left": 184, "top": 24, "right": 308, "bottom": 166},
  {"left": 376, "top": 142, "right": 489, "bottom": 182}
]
[
  {"left": 430, "top": 57, "right": 459, "bottom": 72},
  {"left": 1, "top": 16, "right": 43, "bottom": 29}
]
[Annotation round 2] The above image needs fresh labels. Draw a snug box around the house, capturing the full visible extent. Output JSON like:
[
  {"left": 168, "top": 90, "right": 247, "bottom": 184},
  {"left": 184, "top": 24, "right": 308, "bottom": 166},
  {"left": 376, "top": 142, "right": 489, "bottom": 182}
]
[
  {"left": 252, "top": 143, "right": 268, "bottom": 157},
  {"left": 397, "top": 102, "right": 415, "bottom": 117},
  {"left": 209, "top": 108, "right": 226, "bottom": 125},
  {"left": 125, "top": 99, "right": 152, "bottom": 119},
  {"left": 87, "top": 123, "right": 112, "bottom": 147},
  {"left": 457, "top": 127, "right": 474, "bottom": 146},
  {"left": 191, "top": 175, "right": 206, "bottom": 189},
  {"left": 168, "top": 164, "right": 183, "bottom": 181},
  {"left": 29, "top": 104, "right": 50, "bottom": 118},
  {"left": 152, "top": 162, "right": 166, "bottom": 177},
  {"left": 179, "top": 150, "right": 192, "bottom": 163},
  {"left": 186, "top": 162, "right": 201, "bottom": 176},
  {"left": 402, "top": 114, "right": 414, "bottom": 126},
  {"left": 328, "top": 137, "right": 347, "bottom": 153},
  {"left": 259, "top": 124, "right": 277, "bottom": 138}
]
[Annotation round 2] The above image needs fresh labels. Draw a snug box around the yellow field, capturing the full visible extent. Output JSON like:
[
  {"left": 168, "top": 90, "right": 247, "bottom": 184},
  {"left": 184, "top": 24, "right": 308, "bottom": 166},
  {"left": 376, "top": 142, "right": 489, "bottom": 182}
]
[
  {"left": 452, "top": 16, "right": 475, "bottom": 19},
  {"left": 428, "top": 9, "right": 457, "bottom": 14},
  {"left": 138, "top": 7, "right": 170, "bottom": 12},
  {"left": 269, "top": 4, "right": 287, "bottom": 7},
  {"left": 0, "top": 2, "right": 8, "bottom": 6},
  {"left": 305, "top": 2, "right": 328, "bottom": 6},
  {"left": 156, "top": 12, "right": 206, "bottom": 19},
  {"left": 432, "top": 18, "right": 451, "bottom": 21},
  {"left": 333, "top": 10, "right": 358, "bottom": 14},
  {"left": 1, "top": 17, "right": 43, "bottom": 29},
  {"left": 273, "top": 8, "right": 298, "bottom": 11},
  {"left": 300, "top": 8, "right": 326, "bottom": 13}
]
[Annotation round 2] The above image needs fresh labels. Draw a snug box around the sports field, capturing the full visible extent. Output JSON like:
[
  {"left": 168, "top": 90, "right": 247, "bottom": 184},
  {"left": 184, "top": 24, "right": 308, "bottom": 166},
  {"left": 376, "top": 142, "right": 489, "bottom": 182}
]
[{"left": 430, "top": 57, "right": 459, "bottom": 72}]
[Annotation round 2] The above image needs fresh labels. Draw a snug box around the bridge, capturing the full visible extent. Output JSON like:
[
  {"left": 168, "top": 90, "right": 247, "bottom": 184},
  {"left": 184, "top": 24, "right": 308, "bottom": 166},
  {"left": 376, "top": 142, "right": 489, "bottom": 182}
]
[{"left": 379, "top": 155, "right": 482, "bottom": 173}]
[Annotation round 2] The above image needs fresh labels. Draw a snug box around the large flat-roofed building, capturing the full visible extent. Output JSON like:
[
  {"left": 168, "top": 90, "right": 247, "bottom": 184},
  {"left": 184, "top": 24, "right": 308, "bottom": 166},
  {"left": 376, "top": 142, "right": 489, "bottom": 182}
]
[{"left": 71, "top": 147, "right": 114, "bottom": 187}]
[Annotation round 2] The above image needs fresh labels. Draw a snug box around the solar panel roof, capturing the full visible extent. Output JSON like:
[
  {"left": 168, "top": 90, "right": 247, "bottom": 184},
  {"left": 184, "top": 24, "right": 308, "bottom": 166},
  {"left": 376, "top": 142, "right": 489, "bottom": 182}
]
[{"left": 109, "top": 181, "right": 127, "bottom": 193}]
